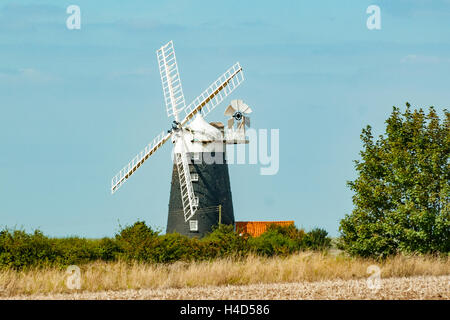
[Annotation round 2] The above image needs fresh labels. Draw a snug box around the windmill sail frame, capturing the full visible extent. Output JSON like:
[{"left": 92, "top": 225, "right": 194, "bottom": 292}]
[{"left": 157, "top": 40, "right": 186, "bottom": 120}]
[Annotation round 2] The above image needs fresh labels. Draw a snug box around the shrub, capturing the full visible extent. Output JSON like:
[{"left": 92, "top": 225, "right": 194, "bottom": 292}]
[
  {"left": 248, "top": 226, "right": 299, "bottom": 256},
  {"left": 97, "top": 237, "right": 120, "bottom": 261},
  {"left": 202, "top": 224, "right": 249, "bottom": 258},
  {"left": 114, "top": 221, "right": 159, "bottom": 262},
  {"left": 0, "top": 228, "right": 121, "bottom": 269},
  {"left": 0, "top": 229, "right": 54, "bottom": 269},
  {"left": 266, "top": 224, "right": 307, "bottom": 246},
  {"left": 302, "top": 228, "right": 332, "bottom": 250},
  {"left": 153, "top": 232, "right": 198, "bottom": 263},
  {"left": 52, "top": 237, "right": 105, "bottom": 266}
]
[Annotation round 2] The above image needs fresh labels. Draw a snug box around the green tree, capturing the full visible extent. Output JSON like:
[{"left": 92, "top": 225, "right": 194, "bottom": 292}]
[{"left": 339, "top": 104, "right": 449, "bottom": 258}]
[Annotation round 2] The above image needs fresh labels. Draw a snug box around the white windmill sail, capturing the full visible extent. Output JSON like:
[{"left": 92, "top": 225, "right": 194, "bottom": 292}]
[
  {"left": 181, "top": 62, "right": 244, "bottom": 126},
  {"left": 157, "top": 40, "right": 185, "bottom": 120},
  {"left": 174, "top": 134, "right": 198, "bottom": 221},
  {"left": 111, "top": 131, "right": 171, "bottom": 194}
]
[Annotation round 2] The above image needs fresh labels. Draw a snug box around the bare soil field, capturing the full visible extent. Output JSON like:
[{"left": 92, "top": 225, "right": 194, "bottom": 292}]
[{"left": 5, "top": 275, "right": 449, "bottom": 300}]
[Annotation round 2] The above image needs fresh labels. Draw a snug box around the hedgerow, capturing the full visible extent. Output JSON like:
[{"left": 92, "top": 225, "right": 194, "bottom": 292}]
[{"left": 0, "top": 222, "right": 331, "bottom": 270}]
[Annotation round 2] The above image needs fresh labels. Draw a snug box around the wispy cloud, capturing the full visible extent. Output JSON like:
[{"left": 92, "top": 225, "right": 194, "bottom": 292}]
[
  {"left": 108, "top": 67, "right": 154, "bottom": 79},
  {"left": 89, "top": 19, "right": 188, "bottom": 34},
  {"left": 199, "top": 19, "right": 274, "bottom": 29},
  {"left": 400, "top": 54, "right": 450, "bottom": 64},
  {"left": 92, "top": 17, "right": 273, "bottom": 36},
  {"left": 0, "top": 67, "right": 57, "bottom": 83}
]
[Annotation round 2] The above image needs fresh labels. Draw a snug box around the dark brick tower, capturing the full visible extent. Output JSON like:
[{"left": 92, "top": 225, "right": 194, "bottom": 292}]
[{"left": 166, "top": 151, "right": 234, "bottom": 238}]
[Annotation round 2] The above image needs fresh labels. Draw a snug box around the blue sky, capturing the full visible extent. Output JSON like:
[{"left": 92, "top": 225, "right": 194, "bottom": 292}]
[{"left": 1, "top": 0, "right": 449, "bottom": 238}]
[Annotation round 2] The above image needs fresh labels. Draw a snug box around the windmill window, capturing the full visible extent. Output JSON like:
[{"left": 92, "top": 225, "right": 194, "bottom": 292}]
[
  {"left": 191, "top": 173, "right": 199, "bottom": 182},
  {"left": 192, "top": 152, "right": 201, "bottom": 161},
  {"left": 189, "top": 220, "right": 198, "bottom": 232}
]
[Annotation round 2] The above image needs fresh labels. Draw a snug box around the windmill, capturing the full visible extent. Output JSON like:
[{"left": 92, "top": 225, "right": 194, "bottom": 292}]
[{"left": 111, "top": 40, "right": 246, "bottom": 237}]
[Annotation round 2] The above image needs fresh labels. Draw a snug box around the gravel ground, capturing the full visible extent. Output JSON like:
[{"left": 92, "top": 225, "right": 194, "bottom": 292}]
[{"left": 5, "top": 275, "right": 449, "bottom": 300}]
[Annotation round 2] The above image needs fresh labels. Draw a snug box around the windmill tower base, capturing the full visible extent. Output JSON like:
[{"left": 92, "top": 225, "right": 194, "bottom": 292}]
[{"left": 166, "top": 152, "right": 234, "bottom": 238}]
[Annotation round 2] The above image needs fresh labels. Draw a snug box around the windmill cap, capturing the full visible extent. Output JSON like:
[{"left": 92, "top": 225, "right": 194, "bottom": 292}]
[{"left": 188, "top": 114, "right": 222, "bottom": 138}]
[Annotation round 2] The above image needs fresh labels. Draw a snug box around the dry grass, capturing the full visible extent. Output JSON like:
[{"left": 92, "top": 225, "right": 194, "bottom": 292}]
[{"left": 0, "top": 252, "right": 448, "bottom": 297}]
